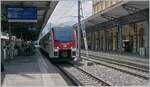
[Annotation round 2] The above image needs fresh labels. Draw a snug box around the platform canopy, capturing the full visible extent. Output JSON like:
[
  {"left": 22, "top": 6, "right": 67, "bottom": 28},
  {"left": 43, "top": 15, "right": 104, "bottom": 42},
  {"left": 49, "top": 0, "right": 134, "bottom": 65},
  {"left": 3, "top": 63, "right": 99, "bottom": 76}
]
[
  {"left": 1, "top": 1, "right": 58, "bottom": 41},
  {"left": 80, "top": 1, "right": 149, "bottom": 29}
]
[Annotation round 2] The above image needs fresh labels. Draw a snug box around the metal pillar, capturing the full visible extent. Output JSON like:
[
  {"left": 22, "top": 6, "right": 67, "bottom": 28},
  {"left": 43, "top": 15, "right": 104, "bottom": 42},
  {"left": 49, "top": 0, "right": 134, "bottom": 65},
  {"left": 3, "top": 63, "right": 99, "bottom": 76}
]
[
  {"left": 92, "top": 32, "right": 95, "bottom": 50},
  {"left": 103, "top": 29, "right": 107, "bottom": 51},
  {"left": 118, "top": 23, "right": 123, "bottom": 53},
  {"left": 96, "top": 30, "right": 100, "bottom": 50},
  {"left": 144, "top": 11, "right": 149, "bottom": 57},
  {"left": 77, "top": 0, "right": 81, "bottom": 59},
  {"left": 9, "top": 23, "right": 11, "bottom": 42},
  {"left": 134, "top": 23, "right": 138, "bottom": 53},
  {"left": 95, "top": 31, "right": 97, "bottom": 50},
  {"left": 144, "top": 19, "right": 149, "bottom": 57},
  {"left": 8, "top": 22, "right": 12, "bottom": 60},
  {"left": 0, "top": 25, "right": 1, "bottom": 63},
  {"left": 129, "top": 23, "right": 137, "bottom": 53}
]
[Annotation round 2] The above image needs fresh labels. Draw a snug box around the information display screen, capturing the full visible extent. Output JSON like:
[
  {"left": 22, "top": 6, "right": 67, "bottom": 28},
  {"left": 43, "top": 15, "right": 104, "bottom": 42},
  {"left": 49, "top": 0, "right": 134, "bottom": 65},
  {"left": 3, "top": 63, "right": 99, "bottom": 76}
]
[{"left": 7, "top": 6, "right": 37, "bottom": 21}]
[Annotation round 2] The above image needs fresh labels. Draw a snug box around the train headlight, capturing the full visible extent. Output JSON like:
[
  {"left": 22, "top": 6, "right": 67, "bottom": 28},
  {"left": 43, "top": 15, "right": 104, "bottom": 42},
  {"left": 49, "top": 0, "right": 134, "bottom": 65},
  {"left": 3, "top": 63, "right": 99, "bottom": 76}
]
[{"left": 57, "top": 47, "right": 59, "bottom": 49}]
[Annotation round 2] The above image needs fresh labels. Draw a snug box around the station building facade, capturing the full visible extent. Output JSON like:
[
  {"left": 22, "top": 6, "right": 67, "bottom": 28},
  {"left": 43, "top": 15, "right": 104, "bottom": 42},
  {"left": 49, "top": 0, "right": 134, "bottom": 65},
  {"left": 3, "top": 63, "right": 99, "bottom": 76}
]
[
  {"left": 81, "top": 0, "right": 149, "bottom": 57},
  {"left": 92, "top": 0, "right": 122, "bottom": 14}
]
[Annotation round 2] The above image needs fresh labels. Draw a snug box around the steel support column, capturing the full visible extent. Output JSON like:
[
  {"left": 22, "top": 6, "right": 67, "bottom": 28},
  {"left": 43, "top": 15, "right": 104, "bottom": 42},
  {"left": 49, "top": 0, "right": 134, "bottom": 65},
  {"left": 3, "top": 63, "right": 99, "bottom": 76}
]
[
  {"left": 97, "top": 30, "right": 100, "bottom": 50},
  {"left": 103, "top": 29, "right": 108, "bottom": 52},
  {"left": 93, "top": 31, "right": 96, "bottom": 50},
  {"left": 144, "top": 19, "right": 149, "bottom": 57},
  {"left": 117, "top": 23, "right": 123, "bottom": 53},
  {"left": 90, "top": 32, "right": 92, "bottom": 50},
  {"left": 95, "top": 26, "right": 99, "bottom": 51},
  {"left": 9, "top": 22, "right": 11, "bottom": 42},
  {"left": 129, "top": 23, "right": 138, "bottom": 53},
  {"left": 134, "top": 23, "right": 138, "bottom": 53}
]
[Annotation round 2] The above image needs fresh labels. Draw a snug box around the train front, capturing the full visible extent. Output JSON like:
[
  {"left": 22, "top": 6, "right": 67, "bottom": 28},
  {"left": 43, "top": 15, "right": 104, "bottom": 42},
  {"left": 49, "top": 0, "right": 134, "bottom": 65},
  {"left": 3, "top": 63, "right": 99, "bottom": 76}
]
[{"left": 52, "top": 26, "right": 76, "bottom": 61}]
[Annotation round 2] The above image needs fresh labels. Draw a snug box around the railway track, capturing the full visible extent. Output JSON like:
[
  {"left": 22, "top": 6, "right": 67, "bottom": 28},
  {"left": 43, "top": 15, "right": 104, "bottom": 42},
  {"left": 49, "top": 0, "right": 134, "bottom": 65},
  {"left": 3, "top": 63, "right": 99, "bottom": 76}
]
[
  {"left": 40, "top": 49, "right": 110, "bottom": 86},
  {"left": 40, "top": 49, "right": 148, "bottom": 86},
  {"left": 55, "top": 64, "right": 83, "bottom": 86},
  {"left": 81, "top": 54, "right": 149, "bottom": 80},
  {"left": 82, "top": 53, "right": 149, "bottom": 72},
  {"left": 81, "top": 52, "right": 149, "bottom": 70},
  {"left": 55, "top": 63, "right": 111, "bottom": 86}
]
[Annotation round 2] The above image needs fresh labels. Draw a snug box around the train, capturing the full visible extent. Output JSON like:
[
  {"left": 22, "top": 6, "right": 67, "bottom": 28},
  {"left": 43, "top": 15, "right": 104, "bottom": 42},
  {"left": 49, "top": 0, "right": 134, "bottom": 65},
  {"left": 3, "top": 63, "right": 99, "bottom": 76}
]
[{"left": 39, "top": 26, "right": 76, "bottom": 62}]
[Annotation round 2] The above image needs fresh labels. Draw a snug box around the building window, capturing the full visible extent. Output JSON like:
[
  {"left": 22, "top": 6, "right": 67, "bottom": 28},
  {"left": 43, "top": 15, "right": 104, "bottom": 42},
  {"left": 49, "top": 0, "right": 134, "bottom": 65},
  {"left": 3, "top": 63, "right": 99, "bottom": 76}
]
[{"left": 105, "top": 1, "right": 109, "bottom": 8}]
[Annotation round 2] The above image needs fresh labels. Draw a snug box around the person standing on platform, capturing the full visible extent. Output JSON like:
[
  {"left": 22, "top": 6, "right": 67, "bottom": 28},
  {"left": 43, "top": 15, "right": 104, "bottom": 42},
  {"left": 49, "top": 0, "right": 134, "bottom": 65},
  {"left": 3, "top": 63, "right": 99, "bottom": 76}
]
[
  {"left": 14, "top": 45, "right": 18, "bottom": 56},
  {"left": 9, "top": 41, "right": 15, "bottom": 60},
  {"left": 3, "top": 46, "right": 6, "bottom": 60}
]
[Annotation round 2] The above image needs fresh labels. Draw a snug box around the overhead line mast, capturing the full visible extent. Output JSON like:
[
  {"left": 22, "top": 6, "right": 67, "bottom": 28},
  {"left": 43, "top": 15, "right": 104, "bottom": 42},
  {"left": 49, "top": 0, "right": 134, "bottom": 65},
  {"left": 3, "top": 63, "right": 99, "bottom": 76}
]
[
  {"left": 77, "top": 0, "right": 81, "bottom": 59},
  {"left": 77, "top": 0, "right": 89, "bottom": 61}
]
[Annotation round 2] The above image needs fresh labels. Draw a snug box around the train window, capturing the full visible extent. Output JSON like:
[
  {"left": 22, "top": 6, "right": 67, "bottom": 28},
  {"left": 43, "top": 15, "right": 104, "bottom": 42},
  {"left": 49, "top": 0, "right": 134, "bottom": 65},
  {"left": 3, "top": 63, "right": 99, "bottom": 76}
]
[{"left": 53, "top": 27, "right": 73, "bottom": 42}]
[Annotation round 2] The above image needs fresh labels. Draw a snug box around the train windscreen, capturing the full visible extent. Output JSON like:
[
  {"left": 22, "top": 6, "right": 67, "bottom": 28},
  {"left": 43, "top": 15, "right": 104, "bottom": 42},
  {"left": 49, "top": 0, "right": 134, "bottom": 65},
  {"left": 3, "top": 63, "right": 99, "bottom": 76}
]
[{"left": 53, "top": 27, "right": 73, "bottom": 42}]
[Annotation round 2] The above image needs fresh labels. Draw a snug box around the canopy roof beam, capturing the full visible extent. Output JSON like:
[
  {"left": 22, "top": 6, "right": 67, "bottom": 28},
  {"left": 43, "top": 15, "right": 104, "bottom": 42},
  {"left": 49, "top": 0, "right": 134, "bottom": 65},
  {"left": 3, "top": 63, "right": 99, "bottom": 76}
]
[
  {"left": 87, "top": 20, "right": 97, "bottom": 25},
  {"left": 122, "top": 4, "right": 141, "bottom": 14},
  {"left": 101, "top": 14, "right": 116, "bottom": 21},
  {"left": 86, "top": 8, "right": 148, "bottom": 32},
  {"left": 101, "top": 13, "right": 120, "bottom": 25},
  {"left": 101, "top": 13, "right": 121, "bottom": 30}
]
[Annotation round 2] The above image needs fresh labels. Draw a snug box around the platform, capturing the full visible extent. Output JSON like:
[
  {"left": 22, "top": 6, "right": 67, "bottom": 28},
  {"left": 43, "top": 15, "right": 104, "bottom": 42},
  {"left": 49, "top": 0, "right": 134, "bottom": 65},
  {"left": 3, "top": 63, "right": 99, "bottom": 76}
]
[
  {"left": 81, "top": 50, "right": 149, "bottom": 66},
  {"left": 1, "top": 49, "right": 68, "bottom": 87}
]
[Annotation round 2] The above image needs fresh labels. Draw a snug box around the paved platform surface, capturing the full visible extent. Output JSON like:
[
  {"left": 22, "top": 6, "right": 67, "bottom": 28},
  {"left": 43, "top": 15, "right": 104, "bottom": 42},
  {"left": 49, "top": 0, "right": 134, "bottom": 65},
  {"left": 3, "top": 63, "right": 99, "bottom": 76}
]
[
  {"left": 1, "top": 49, "right": 68, "bottom": 87},
  {"left": 81, "top": 50, "right": 149, "bottom": 65}
]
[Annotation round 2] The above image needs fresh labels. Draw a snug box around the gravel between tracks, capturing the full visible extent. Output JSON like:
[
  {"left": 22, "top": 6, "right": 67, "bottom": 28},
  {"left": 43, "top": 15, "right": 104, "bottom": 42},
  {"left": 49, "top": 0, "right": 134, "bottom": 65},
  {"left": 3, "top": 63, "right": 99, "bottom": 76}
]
[
  {"left": 75, "top": 60, "right": 149, "bottom": 86},
  {"left": 82, "top": 56, "right": 149, "bottom": 78},
  {"left": 60, "top": 64, "right": 106, "bottom": 86}
]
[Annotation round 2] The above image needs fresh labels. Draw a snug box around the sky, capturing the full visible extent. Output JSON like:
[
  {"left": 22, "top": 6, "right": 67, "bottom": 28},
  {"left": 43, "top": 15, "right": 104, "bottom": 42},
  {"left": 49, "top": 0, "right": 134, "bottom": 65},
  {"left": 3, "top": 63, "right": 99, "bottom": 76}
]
[
  {"left": 49, "top": 0, "right": 92, "bottom": 27},
  {"left": 39, "top": 0, "right": 92, "bottom": 40}
]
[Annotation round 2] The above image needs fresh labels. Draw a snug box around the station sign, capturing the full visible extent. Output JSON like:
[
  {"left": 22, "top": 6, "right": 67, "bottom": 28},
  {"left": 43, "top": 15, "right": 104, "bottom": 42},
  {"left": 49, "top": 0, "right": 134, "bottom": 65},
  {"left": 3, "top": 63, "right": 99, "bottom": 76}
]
[{"left": 7, "top": 6, "right": 37, "bottom": 22}]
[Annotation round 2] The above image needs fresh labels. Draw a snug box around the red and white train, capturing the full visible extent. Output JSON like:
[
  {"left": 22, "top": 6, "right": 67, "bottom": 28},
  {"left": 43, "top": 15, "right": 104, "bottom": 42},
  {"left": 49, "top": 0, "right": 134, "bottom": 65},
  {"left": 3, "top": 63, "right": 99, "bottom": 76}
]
[{"left": 39, "top": 26, "right": 76, "bottom": 61}]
